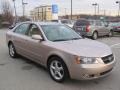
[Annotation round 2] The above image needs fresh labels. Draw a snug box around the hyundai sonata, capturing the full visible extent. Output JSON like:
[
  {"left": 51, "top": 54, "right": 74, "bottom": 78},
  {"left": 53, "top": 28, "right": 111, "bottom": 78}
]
[{"left": 6, "top": 22, "right": 115, "bottom": 82}]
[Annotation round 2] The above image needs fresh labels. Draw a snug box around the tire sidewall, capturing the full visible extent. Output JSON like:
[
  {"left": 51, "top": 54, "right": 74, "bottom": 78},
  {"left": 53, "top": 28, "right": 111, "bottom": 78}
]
[
  {"left": 92, "top": 32, "right": 98, "bottom": 40},
  {"left": 9, "top": 43, "right": 17, "bottom": 58}
]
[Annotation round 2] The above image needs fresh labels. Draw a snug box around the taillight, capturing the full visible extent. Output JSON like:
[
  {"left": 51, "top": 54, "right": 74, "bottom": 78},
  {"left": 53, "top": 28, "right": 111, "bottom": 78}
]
[
  {"left": 86, "top": 25, "right": 90, "bottom": 32},
  {"left": 114, "top": 26, "right": 120, "bottom": 28}
]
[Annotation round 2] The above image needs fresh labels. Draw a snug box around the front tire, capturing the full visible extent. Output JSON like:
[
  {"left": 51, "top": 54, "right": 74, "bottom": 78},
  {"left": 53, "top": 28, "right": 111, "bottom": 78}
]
[
  {"left": 48, "top": 57, "right": 69, "bottom": 83},
  {"left": 9, "top": 43, "right": 18, "bottom": 58}
]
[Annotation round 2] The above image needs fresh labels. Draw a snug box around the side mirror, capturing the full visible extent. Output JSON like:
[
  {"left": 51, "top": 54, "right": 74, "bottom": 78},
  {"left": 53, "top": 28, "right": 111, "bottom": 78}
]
[{"left": 32, "top": 35, "right": 43, "bottom": 41}]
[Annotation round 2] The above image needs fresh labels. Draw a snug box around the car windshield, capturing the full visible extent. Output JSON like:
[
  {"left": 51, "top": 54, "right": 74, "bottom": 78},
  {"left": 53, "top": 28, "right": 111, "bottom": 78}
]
[{"left": 41, "top": 25, "right": 82, "bottom": 42}]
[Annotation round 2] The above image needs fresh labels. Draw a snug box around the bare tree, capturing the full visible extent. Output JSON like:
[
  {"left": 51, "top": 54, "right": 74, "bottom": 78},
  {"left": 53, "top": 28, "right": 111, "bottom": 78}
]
[{"left": 0, "top": 0, "right": 14, "bottom": 24}]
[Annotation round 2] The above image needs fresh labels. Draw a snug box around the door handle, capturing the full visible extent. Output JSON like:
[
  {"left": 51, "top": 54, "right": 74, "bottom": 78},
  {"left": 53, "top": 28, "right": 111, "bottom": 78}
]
[{"left": 25, "top": 39, "right": 29, "bottom": 41}]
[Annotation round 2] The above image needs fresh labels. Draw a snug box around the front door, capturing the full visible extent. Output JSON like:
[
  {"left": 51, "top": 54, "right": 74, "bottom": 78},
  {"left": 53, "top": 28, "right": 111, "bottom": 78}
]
[{"left": 24, "top": 24, "right": 46, "bottom": 65}]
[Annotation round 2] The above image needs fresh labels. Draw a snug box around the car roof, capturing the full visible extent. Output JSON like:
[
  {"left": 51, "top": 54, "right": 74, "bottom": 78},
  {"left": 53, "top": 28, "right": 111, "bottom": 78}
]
[{"left": 21, "top": 21, "right": 63, "bottom": 25}]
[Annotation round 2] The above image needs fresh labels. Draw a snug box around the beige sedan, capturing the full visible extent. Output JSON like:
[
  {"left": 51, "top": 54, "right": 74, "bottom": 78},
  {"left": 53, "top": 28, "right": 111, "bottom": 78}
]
[{"left": 6, "top": 22, "right": 115, "bottom": 82}]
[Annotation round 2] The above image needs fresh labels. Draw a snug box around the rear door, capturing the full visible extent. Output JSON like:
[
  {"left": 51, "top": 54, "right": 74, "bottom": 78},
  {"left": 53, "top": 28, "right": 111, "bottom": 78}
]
[
  {"left": 95, "top": 21, "right": 105, "bottom": 36},
  {"left": 101, "top": 22, "right": 110, "bottom": 35},
  {"left": 12, "top": 23, "right": 30, "bottom": 55}
]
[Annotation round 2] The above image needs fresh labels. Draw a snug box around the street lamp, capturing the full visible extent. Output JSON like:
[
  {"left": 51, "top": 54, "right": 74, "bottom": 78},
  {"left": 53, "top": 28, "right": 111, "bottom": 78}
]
[
  {"left": 71, "top": 0, "right": 72, "bottom": 20},
  {"left": 116, "top": 1, "right": 120, "bottom": 16},
  {"left": 92, "top": 3, "right": 99, "bottom": 16},
  {"left": 22, "top": 0, "right": 28, "bottom": 17},
  {"left": 12, "top": 0, "right": 17, "bottom": 23}
]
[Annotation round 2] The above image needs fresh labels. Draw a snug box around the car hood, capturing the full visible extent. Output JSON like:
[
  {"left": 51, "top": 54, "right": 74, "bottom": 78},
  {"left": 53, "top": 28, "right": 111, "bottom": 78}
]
[{"left": 46, "top": 39, "right": 112, "bottom": 57}]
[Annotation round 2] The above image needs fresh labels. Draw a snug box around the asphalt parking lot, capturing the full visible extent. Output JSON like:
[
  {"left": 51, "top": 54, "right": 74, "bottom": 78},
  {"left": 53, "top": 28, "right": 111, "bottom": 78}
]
[{"left": 0, "top": 29, "right": 120, "bottom": 90}]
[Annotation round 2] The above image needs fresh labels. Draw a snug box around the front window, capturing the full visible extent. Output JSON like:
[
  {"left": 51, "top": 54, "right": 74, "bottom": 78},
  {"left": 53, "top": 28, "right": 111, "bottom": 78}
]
[
  {"left": 27, "top": 24, "right": 42, "bottom": 37},
  {"left": 41, "top": 25, "right": 82, "bottom": 42}
]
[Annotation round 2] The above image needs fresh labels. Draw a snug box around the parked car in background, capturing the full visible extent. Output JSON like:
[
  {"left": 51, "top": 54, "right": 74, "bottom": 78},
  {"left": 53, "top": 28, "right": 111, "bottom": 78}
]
[
  {"left": 51, "top": 19, "right": 74, "bottom": 28},
  {"left": 109, "top": 22, "right": 120, "bottom": 33},
  {"left": 6, "top": 22, "right": 115, "bottom": 82},
  {"left": 73, "top": 19, "right": 113, "bottom": 40},
  {"left": 9, "top": 22, "right": 21, "bottom": 29}
]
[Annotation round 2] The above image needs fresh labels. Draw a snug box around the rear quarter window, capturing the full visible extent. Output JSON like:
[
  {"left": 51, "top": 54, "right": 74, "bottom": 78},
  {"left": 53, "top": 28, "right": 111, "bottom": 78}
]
[{"left": 76, "top": 20, "right": 89, "bottom": 26}]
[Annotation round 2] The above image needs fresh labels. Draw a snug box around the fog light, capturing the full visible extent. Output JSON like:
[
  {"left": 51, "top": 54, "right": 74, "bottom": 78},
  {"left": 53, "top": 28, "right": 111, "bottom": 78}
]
[{"left": 83, "top": 74, "right": 89, "bottom": 78}]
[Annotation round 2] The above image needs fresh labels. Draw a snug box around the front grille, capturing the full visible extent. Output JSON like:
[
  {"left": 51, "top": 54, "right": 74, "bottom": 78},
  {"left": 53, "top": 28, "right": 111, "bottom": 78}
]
[{"left": 102, "top": 54, "right": 114, "bottom": 64}]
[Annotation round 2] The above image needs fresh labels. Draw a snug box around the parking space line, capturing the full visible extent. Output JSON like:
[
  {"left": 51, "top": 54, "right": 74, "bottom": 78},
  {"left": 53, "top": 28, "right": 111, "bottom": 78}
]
[{"left": 110, "top": 43, "right": 120, "bottom": 48}]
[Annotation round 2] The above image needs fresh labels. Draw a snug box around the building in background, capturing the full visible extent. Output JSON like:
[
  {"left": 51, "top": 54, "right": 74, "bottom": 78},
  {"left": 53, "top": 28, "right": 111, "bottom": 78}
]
[{"left": 30, "top": 5, "right": 52, "bottom": 21}]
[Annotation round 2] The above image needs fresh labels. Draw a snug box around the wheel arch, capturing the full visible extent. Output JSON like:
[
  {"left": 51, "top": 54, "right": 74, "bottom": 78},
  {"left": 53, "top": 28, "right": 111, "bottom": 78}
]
[
  {"left": 47, "top": 54, "right": 65, "bottom": 67},
  {"left": 93, "top": 30, "right": 98, "bottom": 34},
  {"left": 8, "top": 41, "right": 13, "bottom": 47}
]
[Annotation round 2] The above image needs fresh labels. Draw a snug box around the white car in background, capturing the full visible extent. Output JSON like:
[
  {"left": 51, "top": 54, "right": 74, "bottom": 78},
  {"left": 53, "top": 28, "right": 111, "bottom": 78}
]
[{"left": 51, "top": 19, "right": 74, "bottom": 28}]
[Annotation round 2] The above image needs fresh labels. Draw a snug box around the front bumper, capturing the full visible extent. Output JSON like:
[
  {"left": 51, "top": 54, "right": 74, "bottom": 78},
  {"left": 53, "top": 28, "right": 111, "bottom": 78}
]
[{"left": 69, "top": 60, "right": 116, "bottom": 80}]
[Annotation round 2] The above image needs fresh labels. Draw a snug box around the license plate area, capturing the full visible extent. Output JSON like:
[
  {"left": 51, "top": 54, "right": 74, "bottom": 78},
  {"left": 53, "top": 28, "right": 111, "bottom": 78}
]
[{"left": 77, "top": 27, "right": 84, "bottom": 31}]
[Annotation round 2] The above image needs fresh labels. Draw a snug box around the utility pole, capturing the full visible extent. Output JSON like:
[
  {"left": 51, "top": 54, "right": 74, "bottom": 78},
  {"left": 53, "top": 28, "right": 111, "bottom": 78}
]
[
  {"left": 98, "top": 4, "right": 99, "bottom": 15},
  {"left": 22, "top": 0, "right": 28, "bottom": 17},
  {"left": 116, "top": 1, "right": 120, "bottom": 16},
  {"left": 65, "top": 8, "right": 67, "bottom": 16},
  {"left": 13, "top": 0, "right": 17, "bottom": 23},
  {"left": 71, "top": 0, "right": 73, "bottom": 20},
  {"left": 104, "top": 10, "right": 106, "bottom": 17}
]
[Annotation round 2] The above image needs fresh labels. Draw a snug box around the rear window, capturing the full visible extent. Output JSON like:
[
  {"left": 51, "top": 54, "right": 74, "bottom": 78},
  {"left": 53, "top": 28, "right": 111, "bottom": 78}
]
[
  {"left": 61, "top": 20, "right": 71, "bottom": 24},
  {"left": 109, "top": 23, "right": 120, "bottom": 27},
  {"left": 76, "top": 20, "right": 89, "bottom": 26}
]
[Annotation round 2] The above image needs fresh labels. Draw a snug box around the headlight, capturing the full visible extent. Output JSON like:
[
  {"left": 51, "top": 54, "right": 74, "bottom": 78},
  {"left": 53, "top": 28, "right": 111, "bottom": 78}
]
[
  {"left": 80, "top": 57, "right": 98, "bottom": 64},
  {"left": 75, "top": 56, "right": 99, "bottom": 64}
]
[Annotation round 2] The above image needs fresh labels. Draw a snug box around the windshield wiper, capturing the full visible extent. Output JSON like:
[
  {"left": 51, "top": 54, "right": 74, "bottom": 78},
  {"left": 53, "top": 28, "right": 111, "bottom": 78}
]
[
  {"left": 52, "top": 37, "right": 82, "bottom": 42},
  {"left": 53, "top": 39, "right": 69, "bottom": 42},
  {"left": 71, "top": 38, "right": 82, "bottom": 40}
]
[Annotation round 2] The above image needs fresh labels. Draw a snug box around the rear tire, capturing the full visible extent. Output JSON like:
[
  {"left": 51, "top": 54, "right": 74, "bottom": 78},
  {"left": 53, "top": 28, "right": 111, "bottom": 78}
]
[
  {"left": 92, "top": 32, "right": 98, "bottom": 40},
  {"left": 108, "top": 30, "right": 113, "bottom": 37},
  {"left": 8, "top": 43, "right": 18, "bottom": 58},
  {"left": 48, "top": 57, "right": 69, "bottom": 83}
]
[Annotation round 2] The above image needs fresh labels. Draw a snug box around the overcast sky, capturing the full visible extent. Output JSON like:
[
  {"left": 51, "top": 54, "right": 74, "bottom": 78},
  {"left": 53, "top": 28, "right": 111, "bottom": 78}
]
[{"left": 7, "top": 0, "right": 118, "bottom": 16}]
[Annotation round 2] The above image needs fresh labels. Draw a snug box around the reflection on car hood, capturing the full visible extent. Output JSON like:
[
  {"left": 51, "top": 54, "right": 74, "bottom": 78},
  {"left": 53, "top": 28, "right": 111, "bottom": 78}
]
[{"left": 46, "top": 39, "right": 112, "bottom": 57}]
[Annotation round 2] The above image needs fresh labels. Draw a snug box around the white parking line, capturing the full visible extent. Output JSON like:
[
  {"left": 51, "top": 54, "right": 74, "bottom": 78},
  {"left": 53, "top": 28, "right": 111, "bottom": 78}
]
[{"left": 110, "top": 43, "right": 120, "bottom": 48}]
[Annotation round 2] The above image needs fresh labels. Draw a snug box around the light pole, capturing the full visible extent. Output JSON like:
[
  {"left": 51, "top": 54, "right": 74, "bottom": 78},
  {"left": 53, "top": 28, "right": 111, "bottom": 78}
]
[
  {"left": 22, "top": 0, "right": 28, "bottom": 17},
  {"left": 97, "top": 4, "right": 99, "bottom": 15},
  {"left": 13, "top": 0, "right": 17, "bottom": 23},
  {"left": 71, "top": 0, "right": 72, "bottom": 20},
  {"left": 92, "top": 3, "right": 99, "bottom": 16},
  {"left": 116, "top": 1, "right": 120, "bottom": 16},
  {"left": 65, "top": 8, "right": 67, "bottom": 16}
]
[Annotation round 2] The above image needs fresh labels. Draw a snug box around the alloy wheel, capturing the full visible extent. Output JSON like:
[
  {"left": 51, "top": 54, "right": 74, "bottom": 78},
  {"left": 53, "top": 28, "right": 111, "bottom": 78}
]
[{"left": 50, "top": 60, "right": 64, "bottom": 80}]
